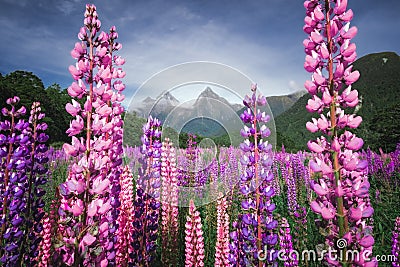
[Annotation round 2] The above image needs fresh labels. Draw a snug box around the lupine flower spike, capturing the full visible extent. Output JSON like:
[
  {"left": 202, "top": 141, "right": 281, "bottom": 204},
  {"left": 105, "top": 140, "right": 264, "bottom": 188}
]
[
  {"left": 130, "top": 116, "right": 162, "bottom": 266},
  {"left": 304, "top": 0, "right": 376, "bottom": 265},
  {"left": 278, "top": 216, "right": 298, "bottom": 267},
  {"left": 161, "top": 138, "right": 180, "bottom": 266},
  {"left": 116, "top": 166, "right": 135, "bottom": 266},
  {"left": 0, "top": 98, "right": 49, "bottom": 266},
  {"left": 230, "top": 84, "right": 277, "bottom": 266},
  {"left": 393, "top": 217, "right": 400, "bottom": 267},
  {"left": 57, "top": 4, "right": 125, "bottom": 266},
  {"left": 185, "top": 199, "right": 205, "bottom": 267},
  {"left": 214, "top": 192, "right": 230, "bottom": 267}
]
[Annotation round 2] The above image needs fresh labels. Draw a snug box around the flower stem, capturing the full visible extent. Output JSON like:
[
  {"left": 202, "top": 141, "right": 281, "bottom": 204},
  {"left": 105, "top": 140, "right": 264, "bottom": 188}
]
[{"left": 325, "top": 0, "right": 348, "bottom": 265}]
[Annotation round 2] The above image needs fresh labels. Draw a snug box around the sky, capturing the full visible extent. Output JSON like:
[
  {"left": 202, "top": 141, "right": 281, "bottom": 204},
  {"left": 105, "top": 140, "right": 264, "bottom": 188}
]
[{"left": 0, "top": 0, "right": 399, "bottom": 105}]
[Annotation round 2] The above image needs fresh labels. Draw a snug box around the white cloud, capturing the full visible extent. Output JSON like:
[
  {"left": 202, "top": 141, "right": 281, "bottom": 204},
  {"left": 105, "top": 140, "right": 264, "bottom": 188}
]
[
  {"left": 56, "top": 0, "right": 81, "bottom": 16},
  {"left": 119, "top": 6, "right": 307, "bottom": 107}
]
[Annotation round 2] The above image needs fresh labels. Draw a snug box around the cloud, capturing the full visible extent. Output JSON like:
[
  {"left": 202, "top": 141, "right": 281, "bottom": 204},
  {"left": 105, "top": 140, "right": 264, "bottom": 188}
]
[
  {"left": 56, "top": 0, "right": 81, "bottom": 16},
  {"left": 119, "top": 3, "right": 308, "bottom": 105},
  {"left": 0, "top": 0, "right": 398, "bottom": 98}
]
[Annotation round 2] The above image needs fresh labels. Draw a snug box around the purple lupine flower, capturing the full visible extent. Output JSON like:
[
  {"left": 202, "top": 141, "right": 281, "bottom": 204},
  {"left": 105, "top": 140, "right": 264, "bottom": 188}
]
[
  {"left": 277, "top": 153, "right": 298, "bottom": 213},
  {"left": 393, "top": 217, "right": 400, "bottom": 267},
  {"left": 229, "top": 217, "right": 251, "bottom": 266},
  {"left": 230, "top": 84, "right": 277, "bottom": 266},
  {"left": 22, "top": 102, "right": 50, "bottom": 266},
  {"left": 0, "top": 99, "right": 49, "bottom": 266},
  {"left": 278, "top": 216, "right": 298, "bottom": 267},
  {"left": 0, "top": 97, "right": 31, "bottom": 265},
  {"left": 130, "top": 116, "right": 162, "bottom": 266},
  {"left": 303, "top": 1, "right": 376, "bottom": 265},
  {"left": 178, "top": 133, "right": 198, "bottom": 188}
]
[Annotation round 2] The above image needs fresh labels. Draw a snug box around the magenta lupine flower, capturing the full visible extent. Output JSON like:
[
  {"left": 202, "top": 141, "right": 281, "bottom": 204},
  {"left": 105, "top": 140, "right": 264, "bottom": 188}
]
[
  {"left": 160, "top": 138, "right": 180, "bottom": 266},
  {"left": 230, "top": 84, "right": 277, "bottom": 266},
  {"left": 393, "top": 217, "right": 400, "bottom": 267},
  {"left": 276, "top": 152, "right": 298, "bottom": 213},
  {"left": 278, "top": 216, "right": 298, "bottom": 267},
  {"left": 364, "top": 146, "right": 400, "bottom": 187},
  {"left": 0, "top": 98, "right": 49, "bottom": 266},
  {"left": 57, "top": 4, "right": 125, "bottom": 266},
  {"left": 214, "top": 192, "right": 230, "bottom": 267},
  {"left": 37, "top": 215, "right": 51, "bottom": 267},
  {"left": 37, "top": 190, "right": 60, "bottom": 266},
  {"left": 116, "top": 166, "right": 134, "bottom": 266},
  {"left": 185, "top": 199, "right": 205, "bottom": 267},
  {"left": 131, "top": 116, "right": 162, "bottom": 266},
  {"left": 304, "top": 1, "right": 376, "bottom": 265}
]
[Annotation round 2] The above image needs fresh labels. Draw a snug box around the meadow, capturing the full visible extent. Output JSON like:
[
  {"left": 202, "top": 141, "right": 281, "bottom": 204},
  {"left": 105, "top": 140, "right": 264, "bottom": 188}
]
[{"left": 1, "top": 1, "right": 399, "bottom": 267}]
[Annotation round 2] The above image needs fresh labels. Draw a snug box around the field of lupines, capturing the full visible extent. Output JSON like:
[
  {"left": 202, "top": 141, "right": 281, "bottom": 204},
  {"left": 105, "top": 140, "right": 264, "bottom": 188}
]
[{"left": 0, "top": 1, "right": 399, "bottom": 267}]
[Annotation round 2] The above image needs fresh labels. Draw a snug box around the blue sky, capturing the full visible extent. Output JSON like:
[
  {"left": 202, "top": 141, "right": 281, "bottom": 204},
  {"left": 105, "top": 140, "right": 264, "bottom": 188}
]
[{"left": 0, "top": 0, "right": 399, "bottom": 103}]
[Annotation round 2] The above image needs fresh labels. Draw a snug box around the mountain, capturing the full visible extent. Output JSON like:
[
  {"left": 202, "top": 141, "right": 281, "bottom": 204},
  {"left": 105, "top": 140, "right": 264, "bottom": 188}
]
[
  {"left": 134, "top": 91, "right": 180, "bottom": 122},
  {"left": 267, "top": 90, "right": 306, "bottom": 117},
  {"left": 126, "top": 86, "right": 307, "bottom": 145},
  {"left": 275, "top": 51, "right": 400, "bottom": 152},
  {"left": 193, "top": 86, "right": 245, "bottom": 110}
]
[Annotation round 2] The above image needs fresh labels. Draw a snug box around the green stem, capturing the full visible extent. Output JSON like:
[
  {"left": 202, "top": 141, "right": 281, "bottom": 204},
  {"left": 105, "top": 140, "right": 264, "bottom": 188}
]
[{"left": 325, "top": 0, "right": 349, "bottom": 265}]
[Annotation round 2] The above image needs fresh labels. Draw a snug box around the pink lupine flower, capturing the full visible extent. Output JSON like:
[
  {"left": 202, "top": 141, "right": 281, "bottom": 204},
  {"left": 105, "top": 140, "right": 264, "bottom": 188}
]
[
  {"left": 57, "top": 4, "right": 125, "bottom": 266},
  {"left": 185, "top": 199, "right": 205, "bottom": 267},
  {"left": 303, "top": 1, "right": 375, "bottom": 265},
  {"left": 214, "top": 193, "right": 230, "bottom": 267},
  {"left": 160, "top": 138, "right": 180, "bottom": 266},
  {"left": 37, "top": 216, "right": 52, "bottom": 267},
  {"left": 116, "top": 166, "right": 134, "bottom": 266}
]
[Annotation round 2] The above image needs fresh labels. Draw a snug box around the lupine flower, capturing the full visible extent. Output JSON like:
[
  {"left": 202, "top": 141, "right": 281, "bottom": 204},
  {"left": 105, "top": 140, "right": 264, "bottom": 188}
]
[
  {"left": 160, "top": 138, "right": 180, "bottom": 266},
  {"left": 57, "top": 4, "right": 125, "bottom": 266},
  {"left": 37, "top": 215, "right": 52, "bottom": 267},
  {"left": 116, "top": 166, "right": 134, "bottom": 266},
  {"left": 275, "top": 153, "right": 298, "bottom": 213},
  {"left": 230, "top": 84, "right": 277, "bottom": 266},
  {"left": 278, "top": 216, "right": 298, "bottom": 267},
  {"left": 130, "top": 116, "right": 162, "bottom": 266},
  {"left": 185, "top": 199, "right": 205, "bottom": 267},
  {"left": 0, "top": 98, "right": 49, "bottom": 266},
  {"left": 229, "top": 216, "right": 251, "bottom": 266},
  {"left": 37, "top": 190, "right": 60, "bottom": 266},
  {"left": 393, "top": 217, "right": 400, "bottom": 267},
  {"left": 178, "top": 133, "right": 199, "bottom": 188},
  {"left": 303, "top": 1, "right": 376, "bottom": 265},
  {"left": 214, "top": 192, "right": 230, "bottom": 267}
]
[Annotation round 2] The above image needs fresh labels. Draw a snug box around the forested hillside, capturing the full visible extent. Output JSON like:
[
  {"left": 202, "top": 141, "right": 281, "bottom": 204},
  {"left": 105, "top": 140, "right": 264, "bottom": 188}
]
[
  {"left": 276, "top": 52, "right": 400, "bottom": 152},
  {"left": 0, "top": 71, "right": 71, "bottom": 145}
]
